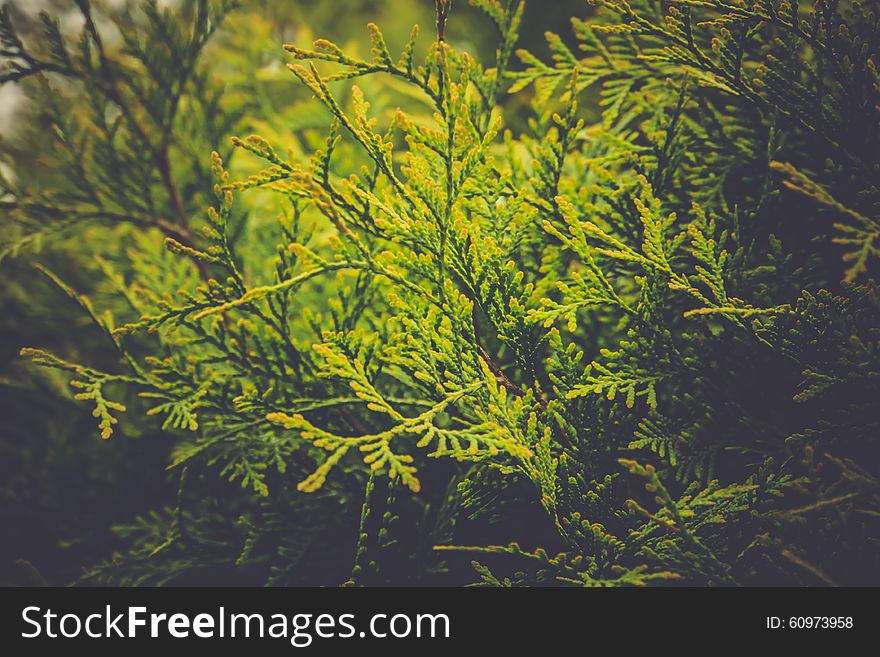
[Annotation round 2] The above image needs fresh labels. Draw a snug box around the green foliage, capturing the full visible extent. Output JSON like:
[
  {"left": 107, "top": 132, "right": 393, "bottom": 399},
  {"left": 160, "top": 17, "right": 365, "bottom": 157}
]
[{"left": 2, "top": 0, "right": 878, "bottom": 586}]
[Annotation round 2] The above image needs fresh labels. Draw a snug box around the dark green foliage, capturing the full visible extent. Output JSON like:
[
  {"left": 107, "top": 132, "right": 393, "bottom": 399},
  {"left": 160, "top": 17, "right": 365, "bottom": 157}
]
[{"left": 2, "top": 0, "right": 878, "bottom": 586}]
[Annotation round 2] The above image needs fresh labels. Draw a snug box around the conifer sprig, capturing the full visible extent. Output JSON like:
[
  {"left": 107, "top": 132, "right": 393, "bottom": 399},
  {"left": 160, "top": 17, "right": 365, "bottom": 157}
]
[{"left": 7, "top": 0, "right": 879, "bottom": 586}]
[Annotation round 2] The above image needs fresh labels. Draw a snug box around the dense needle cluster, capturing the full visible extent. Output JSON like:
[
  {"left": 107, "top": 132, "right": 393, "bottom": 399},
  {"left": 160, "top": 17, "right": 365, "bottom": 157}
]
[{"left": 2, "top": 0, "right": 878, "bottom": 586}]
